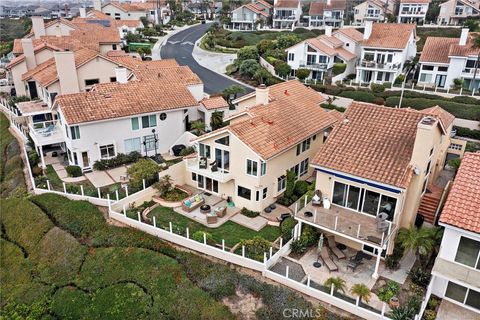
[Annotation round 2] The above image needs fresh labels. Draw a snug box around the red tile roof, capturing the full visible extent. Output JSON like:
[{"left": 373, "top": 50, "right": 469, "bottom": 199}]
[
  {"left": 363, "top": 23, "right": 416, "bottom": 49},
  {"left": 334, "top": 28, "right": 364, "bottom": 42},
  {"left": 400, "top": 0, "right": 431, "bottom": 3},
  {"left": 309, "top": 0, "right": 346, "bottom": 15},
  {"left": 312, "top": 102, "right": 450, "bottom": 188},
  {"left": 200, "top": 96, "right": 229, "bottom": 110},
  {"left": 422, "top": 105, "right": 455, "bottom": 131},
  {"left": 275, "top": 0, "right": 300, "bottom": 8},
  {"left": 419, "top": 37, "right": 459, "bottom": 63},
  {"left": 440, "top": 152, "right": 480, "bottom": 233}
]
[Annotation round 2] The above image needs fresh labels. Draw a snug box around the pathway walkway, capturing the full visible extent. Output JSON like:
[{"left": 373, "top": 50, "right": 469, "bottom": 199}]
[
  {"left": 379, "top": 251, "right": 416, "bottom": 285},
  {"left": 231, "top": 214, "right": 268, "bottom": 231}
]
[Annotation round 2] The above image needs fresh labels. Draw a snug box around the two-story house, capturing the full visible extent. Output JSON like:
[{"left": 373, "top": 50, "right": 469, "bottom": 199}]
[
  {"left": 398, "top": 0, "right": 430, "bottom": 23},
  {"left": 355, "top": 22, "right": 416, "bottom": 84},
  {"left": 285, "top": 26, "right": 362, "bottom": 81},
  {"left": 228, "top": 0, "right": 272, "bottom": 30},
  {"left": 418, "top": 29, "right": 480, "bottom": 90},
  {"left": 184, "top": 81, "right": 341, "bottom": 213},
  {"left": 353, "top": 0, "right": 395, "bottom": 25},
  {"left": 420, "top": 152, "right": 480, "bottom": 319},
  {"left": 273, "top": 0, "right": 302, "bottom": 29},
  {"left": 438, "top": 0, "right": 480, "bottom": 25},
  {"left": 295, "top": 102, "right": 460, "bottom": 279},
  {"left": 308, "top": 0, "right": 346, "bottom": 28},
  {"left": 95, "top": 0, "right": 171, "bottom": 25}
]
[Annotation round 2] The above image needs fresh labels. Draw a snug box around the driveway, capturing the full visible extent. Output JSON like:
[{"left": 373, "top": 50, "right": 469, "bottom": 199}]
[{"left": 160, "top": 23, "right": 253, "bottom": 95}]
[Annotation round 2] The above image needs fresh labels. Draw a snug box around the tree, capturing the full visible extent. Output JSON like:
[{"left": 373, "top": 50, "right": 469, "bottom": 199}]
[
  {"left": 127, "top": 158, "right": 160, "bottom": 188},
  {"left": 274, "top": 62, "right": 291, "bottom": 78},
  {"left": 397, "top": 227, "right": 442, "bottom": 266},
  {"left": 190, "top": 120, "right": 205, "bottom": 135},
  {"left": 256, "top": 39, "right": 275, "bottom": 56},
  {"left": 324, "top": 277, "right": 346, "bottom": 294},
  {"left": 236, "top": 46, "right": 258, "bottom": 62},
  {"left": 470, "top": 34, "right": 480, "bottom": 91},
  {"left": 464, "top": 19, "right": 479, "bottom": 31},
  {"left": 253, "top": 68, "right": 271, "bottom": 85},
  {"left": 239, "top": 59, "right": 261, "bottom": 77},
  {"left": 154, "top": 175, "right": 173, "bottom": 196},
  {"left": 210, "top": 111, "right": 224, "bottom": 130},
  {"left": 350, "top": 283, "right": 371, "bottom": 304},
  {"left": 276, "top": 34, "right": 301, "bottom": 50},
  {"left": 284, "top": 170, "right": 297, "bottom": 199},
  {"left": 295, "top": 68, "right": 310, "bottom": 81},
  {"left": 222, "top": 85, "right": 245, "bottom": 104}
]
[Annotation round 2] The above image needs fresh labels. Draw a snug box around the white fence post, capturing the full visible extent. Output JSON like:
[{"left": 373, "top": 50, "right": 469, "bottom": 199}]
[
  {"left": 169, "top": 221, "right": 173, "bottom": 233},
  {"left": 304, "top": 195, "right": 307, "bottom": 208},
  {"left": 125, "top": 185, "right": 129, "bottom": 197},
  {"left": 307, "top": 276, "right": 311, "bottom": 287},
  {"left": 46, "top": 180, "right": 51, "bottom": 191},
  {"left": 115, "top": 190, "right": 119, "bottom": 201},
  {"left": 334, "top": 216, "right": 338, "bottom": 230},
  {"left": 314, "top": 209, "right": 317, "bottom": 223},
  {"left": 203, "top": 232, "right": 207, "bottom": 244},
  {"left": 242, "top": 245, "right": 245, "bottom": 257},
  {"left": 263, "top": 252, "right": 267, "bottom": 265},
  {"left": 269, "top": 247, "right": 273, "bottom": 258},
  {"left": 107, "top": 194, "right": 111, "bottom": 211},
  {"left": 330, "top": 285, "right": 334, "bottom": 296},
  {"left": 222, "top": 239, "right": 225, "bottom": 251},
  {"left": 158, "top": 172, "right": 161, "bottom": 180},
  {"left": 186, "top": 227, "right": 189, "bottom": 239},
  {"left": 97, "top": 187, "right": 101, "bottom": 198},
  {"left": 472, "top": 88, "right": 476, "bottom": 96},
  {"left": 460, "top": 87, "right": 463, "bottom": 95},
  {"left": 295, "top": 202, "right": 298, "bottom": 215},
  {"left": 142, "top": 179, "right": 146, "bottom": 190},
  {"left": 123, "top": 204, "right": 126, "bottom": 215},
  {"left": 357, "top": 224, "right": 361, "bottom": 238},
  {"left": 285, "top": 265, "right": 289, "bottom": 279},
  {"left": 381, "top": 303, "right": 386, "bottom": 316},
  {"left": 63, "top": 182, "right": 66, "bottom": 193},
  {"left": 80, "top": 185, "right": 84, "bottom": 196},
  {"left": 280, "top": 237, "right": 283, "bottom": 248},
  {"left": 153, "top": 216, "right": 156, "bottom": 227},
  {"left": 137, "top": 212, "right": 141, "bottom": 221},
  {"left": 356, "top": 297, "right": 360, "bottom": 306}
]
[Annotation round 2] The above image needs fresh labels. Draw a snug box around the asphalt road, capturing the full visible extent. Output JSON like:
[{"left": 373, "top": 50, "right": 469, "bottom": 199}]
[{"left": 160, "top": 23, "right": 252, "bottom": 95}]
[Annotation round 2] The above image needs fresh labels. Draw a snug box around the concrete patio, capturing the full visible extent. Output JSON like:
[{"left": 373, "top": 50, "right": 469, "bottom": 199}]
[
  {"left": 436, "top": 300, "right": 479, "bottom": 320},
  {"left": 85, "top": 171, "right": 115, "bottom": 188}
]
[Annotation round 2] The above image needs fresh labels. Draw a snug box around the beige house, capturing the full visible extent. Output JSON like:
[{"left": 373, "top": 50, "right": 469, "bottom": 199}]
[
  {"left": 296, "top": 102, "right": 464, "bottom": 278},
  {"left": 184, "top": 81, "right": 341, "bottom": 212},
  {"left": 438, "top": 0, "right": 480, "bottom": 25},
  {"left": 353, "top": 0, "right": 395, "bottom": 25}
]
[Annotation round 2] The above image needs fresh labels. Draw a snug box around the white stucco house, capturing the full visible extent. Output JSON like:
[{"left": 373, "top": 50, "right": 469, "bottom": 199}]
[
  {"left": 417, "top": 28, "right": 480, "bottom": 90},
  {"left": 397, "top": 0, "right": 431, "bottom": 24},
  {"left": 273, "top": 0, "right": 302, "bottom": 29},
  {"left": 353, "top": 0, "right": 395, "bottom": 25},
  {"left": 355, "top": 22, "right": 417, "bottom": 84},
  {"left": 308, "top": 0, "right": 346, "bottom": 28},
  {"left": 285, "top": 26, "right": 363, "bottom": 81},
  {"left": 228, "top": 0, "right": 272, "bottom": 30},
  {"left": 437, "top": 0, "right": 480, "bottom": 25},
  {"left": 420, "top": 152, "right": 480, "bottom": 319}
]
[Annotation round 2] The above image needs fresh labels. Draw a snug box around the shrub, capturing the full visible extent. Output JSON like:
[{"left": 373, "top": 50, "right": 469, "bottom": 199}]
[
  {"left": 239, "top": 59, "right": 261, "bottom": 77},
  {"left": 280, "top": 217, "right": 296, "bottom": 233},
  {"left": 239, "top": 236, "right": 271, "bottom": 261},
  {"left": 34, "top": 175, "right": 48, "bottom": 189},
  {"left": 236, "top": 46, "right": 258, "bottom": 62},
  {"left": 66, "top": 165, "right": 82, "bottom": 177},
  {"left": 274, "top": 62, "right": 291, "bottom": 78},
  {"left": 284, "top": 170, "right": 297, "bottom": 199},
  {"left": 179, "top": 146, "right": 195, "bottom": 156},
  {"left": 265, "top": 56, "right": 277, "bottom": 65},
  {"left": 339, "top": 90, "right": 376, "bottom": 103},
  {"left": 299, "top": 225, "right": 318, "bottom": 247},
  {"left": 332, "top": 63, "right": 346, "bottom": 76},
  {"left": 451, "top": 95, "right": 480, "bottom": 105},
  {"left": 240, "top": 207, "right": 260, "bottom": 218},
  {"left": 153, "top": 175, "right": 173, "bottom": 196},
  {"left": 320, "top": 103, "right": 346, "bottom": 112},
  {"left": 65, "top": 184, "right": 80, "bottom": 194},
  {"left": 394, "top": 74, "right": 405, "bottom": 85},
  {"left": 423, "top": 310, "right": 437, "bottom": 320},
  {"left": 373, "top": 97, "right": 385, "bottom": 105},
  {"left": 383, "top": 82, "right": 392, "bottom": 88},
  {"left": 296, "top": 68, "right": 310, "bottom": 81},
  {"left": 409, "top": 268, "right": 431, "bottom": 287},
  {"left": 192, "top": 231, "right": 214, "bottom": 244},
  {"left": 293, "top": 180, "right": 309, "bottom": 197},
  {"left": 32, "top": 166, "right": 43, "bottom": 177},
  {"left": 377, "top": 280, "right": 400, "bottom": 302},
  {"left": 427, "top": 296, "right": 439, "bottom": 310},
  {"left": 371, "top": 83, "right": 385, "bottom": 93},
  {"left": 385, "top": 254, "right": 400, "bottom": 270},
  {"left": 28, "top": 150, "right": 39, "bottom": 168},
  {"left": 225, "top": 64, "right": 238, "bottom": 75},
  {"left": 276, "top": 34, "right": 301, "bottom": 50},
  {"left": 127, "top": 158, "right": 159, "bottom": 188},
  {"left": 290, "top": 239, "right": 307, "bottom": 254},
  {"left": 93, "top": 152, "right": 141, "bottom": 170},
  {"left": 454, "top": 126, "right": 480, "bottom": 139}
]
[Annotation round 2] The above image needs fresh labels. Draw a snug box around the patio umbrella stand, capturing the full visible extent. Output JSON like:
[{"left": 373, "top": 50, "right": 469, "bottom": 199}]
[{"left": 313, "top": 234, "right": 324, "bottom": 268}]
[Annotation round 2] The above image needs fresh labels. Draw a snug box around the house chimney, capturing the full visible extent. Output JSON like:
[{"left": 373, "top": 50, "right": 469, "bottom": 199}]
[
  {"left": 79, "top": 7, "right": 87, "bottom": 18},
  {"left": 54, "top": 51, "right": 80, "bottom": 94},
  {"left": 325, "top": 25, "right": 332, "bottom": 37},
  {"left": 31, "top": 16, "right": 46, "bottom": 39},
  {"left": 255, "top": 84, "right": 269, "bottom": 105},
  {"left": 459, "top": 28, "right": 469, "bottom": 46},
  {"left": 363, "top": 21, "right": 373, "bottom": 40},
  {"left": 115, "top": 66, "right": 128, "bottom": 84},
  {"left": 21, "top": 39, "right": 37, "bottom": 70},
  {"left": 93, "top": 0, "right": 102, "bottom": 12}
]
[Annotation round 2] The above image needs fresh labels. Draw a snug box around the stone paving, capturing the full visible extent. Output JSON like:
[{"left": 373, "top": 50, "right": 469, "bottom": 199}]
[
  {"left": 436, "top": 300, "right": 479, "bottom": 320},
  {"left": 231, "top": 214, "right": 268, "bottom": 232},
  {"left": 85, "top": 171, "right": 115, "bottom": 188},
  {"left": 270, "top": 257, "right": 306, "bottom": 282}
]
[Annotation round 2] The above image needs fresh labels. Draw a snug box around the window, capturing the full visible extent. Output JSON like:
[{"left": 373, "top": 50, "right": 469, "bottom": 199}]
[
  {"left": 197, "top": 174, "right": 204, "bottom": 188},
  {"left": 112, "top": 44, "right": 117, "bottom": 50},
  {"left": 65, "top": 124, "right": 69, "bottom": 138},
  {"left": 246, "top": 159, "right": 258, "bottom": 176},
  {"left": 124, "top": 138, "right": 141, "bottom": 153},
  {"left": 131, "top": 118, "right": 139, "bottom": 130},
  {"left": 419, "top": 73, "right": 432, "bottom": 83},
  {"left": 307, "top": 54, "right": 316, "bottom": 65},
  {"left": 199, "top": 143, "right": 211, "bottom": 158},
  {"left": 73, "top": 152, "right": 78, "bottom": 165},
  {"left": 110, "top": 77, "right": 116, "bottom": 82},
  {"left": 362, "top": 190, "right": 380, "bottom": 216},
  {"left": 159, "top": 113, "right": 167, "bottom": 121},
  {"left": 288, "top": 53, "right": 294, "bottom": 61},
  {"left": 278, "top": 175, "right": 286, "bottom": 192},
  {"left": 85, "top": 79, "right": 100, "bottom": 86},
  {"left": 290, "top": 164, "right": 299, "bottom": 177},
  {"left": 262, "top": 187, "right": 267, "bottom": 199},
  {"left": 237, "top": 186, "right": 251, "bottom": 200},
  {"left": 296, "top": 138, "right": 311, "bottom": 155},
  {"left": 70, "top": 126, "right": 80, "bottom": 140},
  {"left": 445, "top": 281, "right": 480, "bottom": 310},
  {"left": 422, "top": 65, "right": 434, "bottom": 71},
  {"left": 438, "top": 66, "right": 448, "bottom": 72},
  {"left": 215, "top": 136, "right": 229, "bottom": 146},
  {"left": 49, "top": 92, "right": 58, "bottom": 103},
  {"left": 100, "top": 144, "right": 115, "bottom": 159},
  {"left": 260, "top": 161, "right": 267, "bottom": 176},
  {"left": 192, "top": 173, "right": 197, "bottom": 181},
  {"left": 300, "top": 158, "right": 309, "bottom": 176},
  {"left": 142, "top": 115, "right": 157, "bottom": 128},
  {"left": 332, "top": 182, "right": 347, "bottom": 206},
  {"left": 256, "top": 190, "right": 260, "bottom": 201},
  {"left": 455, "top": 237, "right": 480, "bottom": 269},
  {"left": 347, "top": 185, "right": 361, "bottom": 211},
  {"left": 143, "top": 134, "right": 157, "bottom": 151}
]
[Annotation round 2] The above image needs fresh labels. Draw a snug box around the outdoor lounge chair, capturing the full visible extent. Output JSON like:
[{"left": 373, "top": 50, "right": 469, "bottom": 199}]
[
  {"left": 320, "top": 246, "right": 338, "bottom": 272},
  {"left": 347, "top": 251, "right": 364, "bottom": 271},
  {"left": 312, "top": 190, "right": 322, "bottom": 206},
  {"left": 38, "top": 124, "right": 55, "bottom": 137},
  {"left": 326, "top": 235, "right": 346, "bottom": 260}
]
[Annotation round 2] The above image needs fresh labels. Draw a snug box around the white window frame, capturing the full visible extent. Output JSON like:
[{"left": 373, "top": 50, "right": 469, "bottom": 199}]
[
  {"left": 246, "top": 159, "right": 258, "bottom": 176},
  {"left": 99, "top": 144, "right": 116, "bottom": 159}
]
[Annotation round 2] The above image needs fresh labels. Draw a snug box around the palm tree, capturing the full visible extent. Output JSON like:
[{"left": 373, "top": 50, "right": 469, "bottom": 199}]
[
  {"left": 210, "top": 111, "right": 224, "bottom": 131},
  {"left": 324, "top": 277, "right": 346, "bottom": 294},
  {"left": 397, "top": 227, "right": 441, "bottom": 266},
  {"left": 469, "top": 34, "right": 480, "bottom": 91},
  {"left": 190, "top": 120, "right": 205, "bottom": 135},
  {"left": 350, "top": 283, "right": 371, "bottom": 304}
]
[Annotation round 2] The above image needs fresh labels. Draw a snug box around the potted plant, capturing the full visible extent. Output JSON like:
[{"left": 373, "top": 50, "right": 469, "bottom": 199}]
[{"left": 389, "top": 296, "right": 400, "bottom": 309}]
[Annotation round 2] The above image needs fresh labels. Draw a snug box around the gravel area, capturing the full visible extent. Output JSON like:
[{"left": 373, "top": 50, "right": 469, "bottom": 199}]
[{"left": 269, "top": 258, "right": 306, "bottom": 282}]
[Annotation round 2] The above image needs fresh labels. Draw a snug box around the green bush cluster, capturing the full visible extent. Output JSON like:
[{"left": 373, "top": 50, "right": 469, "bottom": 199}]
[
  {"left": 332, "top": 63, "right": 346, "bottom": 76},
  {"left": 93, "top": 151, "right": 141, "bottom": 170},
  {"left": 240, "top": 207, "right": 260, "bottom": 218},
  {"left": 454, "top": 126, "right": 480, "bottom": 139},
  {"left": 238, "top": 236, "right": 271, "bottom": 261},
  {"left": 66, "top": 165, "right": 82, "bottom": 177},
  {"left": 339, "top": 90, "right": 377, "bottom": 103},
  {"left": 321, "top": 103, "right": 346, "bottom": 112},
  {"left": 377, "top": 280, "right": 400, "bottom": 303},
  {"left": 290, "top": 225, "right": 319, "bottom": 254}
]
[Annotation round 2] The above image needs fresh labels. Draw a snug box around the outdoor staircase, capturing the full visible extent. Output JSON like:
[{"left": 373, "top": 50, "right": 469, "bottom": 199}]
[{"left": 418, "top": 185, "right": 443, "bottom": 224}]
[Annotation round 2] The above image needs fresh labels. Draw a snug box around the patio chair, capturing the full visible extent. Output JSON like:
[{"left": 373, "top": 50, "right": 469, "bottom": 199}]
[
  {"left": 347, "top": 251, "right": 364, "bottom": 271},
  {"left": 312, "top": 190, "right": 322, "bottom": 206},
  {"left": 38, "top": 124, "right": 55, "bottom": 137},
  {"left": 326, "top": 235, "right": 346, "bottom": 260},
  {"left": 320, "top": 246, "right": 338, "bottom": 272}
]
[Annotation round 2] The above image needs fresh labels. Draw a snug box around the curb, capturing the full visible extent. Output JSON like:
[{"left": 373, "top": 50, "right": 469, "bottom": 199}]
[{"left": 154, "top": 23, "right": 201, "bottom": 60}]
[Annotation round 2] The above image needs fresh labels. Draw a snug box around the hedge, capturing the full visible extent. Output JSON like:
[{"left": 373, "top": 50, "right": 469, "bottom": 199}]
[
  {"left": 385, "top": 97, "right": 480, "bottom": 121},
  {"left": 454, "top": 126, "right": 480, "bottom": 140},
  {"left": 338, "top": 91, "right": 376, "bottom": 103},
  {"left": 310, "top": 84, "right": 355, "bottom": 96},
  {"left": 320, "top": 103, "right": 346, "bottom": 112}
]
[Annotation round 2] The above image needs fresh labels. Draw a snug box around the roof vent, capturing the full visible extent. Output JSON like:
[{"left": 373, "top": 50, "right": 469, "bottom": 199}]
[
  {"left": 421, "top": 116, "right": 436, "bottom": 126},
  {"left": 343, "top": 118, "right": 349, "bottom": 124},
  {"left": 284, "top": 90, "right": 289, "bottom": 95}
]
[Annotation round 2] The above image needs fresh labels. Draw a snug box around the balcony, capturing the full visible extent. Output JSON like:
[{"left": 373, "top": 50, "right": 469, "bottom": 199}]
[
  {"left": 299, "top": 62, "right": 328, "bottom": 70},
  {"left": 461, "top": 68, "right": 480, "bottom": 77},
  {"left": 295, "top": 201, "right": 396, "bottom": 248},
  {"left": 28, "top": 120, "right": 65, "bottom": 146},
  {"left": 400, "top": 10, "right": 426, "bottom": 16},
  {"left": 185, "top": 157, "right": 233, "bottom": 183},
  {"left": 357, "top": 60, "right": 401, "bottom": 71},
  {"left": 364, "top": 13, "right": 381, "bottom": 19},
  {"left": 273, "top": 15, "right": 296, "bottom": 20}
]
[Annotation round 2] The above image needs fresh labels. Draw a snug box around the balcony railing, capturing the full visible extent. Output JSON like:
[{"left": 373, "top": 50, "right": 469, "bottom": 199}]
[
  {"left": 400, "top": 10, "right": 426, "bottom": 15},
  {"left": 299, "top": 62, "right": 328, "bottom": 70},
  {"left": 28, "top": 120, "right": 65, "bottom": 146},
  {"left": 364, "top": 13, "right": 381, "bottom": 18},
  {"left": 357, "top": 60, "right": 401, "bottom": 70},
  {"left": 273, "top": 15, "right": 296, "bottom": 20},
  {"left": 185, "top": 157, "right": 233, "bottom": 183},
  {"left": 462, "top": 68, "right": 480, "bottom": 76}
]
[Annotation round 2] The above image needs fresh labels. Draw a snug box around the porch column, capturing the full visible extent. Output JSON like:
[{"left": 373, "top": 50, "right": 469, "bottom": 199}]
[
  {"left": 297, "top": 220, "right": 302, "bottom": 240},
  {"left": 372, "top": 247, "right": 383, "bottom": 279},
  {"left": 38, "top": 145, "right": 46, "bottom": 169}
]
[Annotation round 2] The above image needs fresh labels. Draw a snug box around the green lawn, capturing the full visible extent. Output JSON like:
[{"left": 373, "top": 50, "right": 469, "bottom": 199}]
[{"left": 148, "top": 206, "right": 282, "bottom": 248}]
